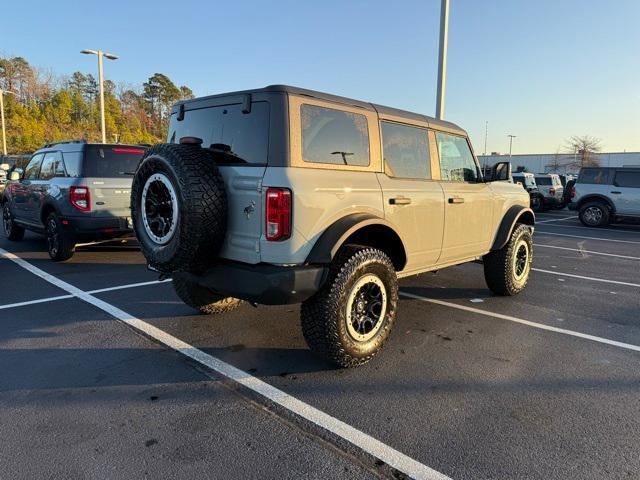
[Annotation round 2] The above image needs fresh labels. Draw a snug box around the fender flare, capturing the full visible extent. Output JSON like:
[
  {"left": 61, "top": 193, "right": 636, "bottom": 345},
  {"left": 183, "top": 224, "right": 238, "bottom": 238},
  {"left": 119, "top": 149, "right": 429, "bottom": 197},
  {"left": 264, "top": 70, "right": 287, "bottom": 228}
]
[
  {"left": 40, "top": 198, "right": 62, "bottom": 225},
  {"left": 491, "top": 205, "right": 535, "bottom": 250},
  {"left": 306, "top": 213, "right": 406, "bottom": 266}
]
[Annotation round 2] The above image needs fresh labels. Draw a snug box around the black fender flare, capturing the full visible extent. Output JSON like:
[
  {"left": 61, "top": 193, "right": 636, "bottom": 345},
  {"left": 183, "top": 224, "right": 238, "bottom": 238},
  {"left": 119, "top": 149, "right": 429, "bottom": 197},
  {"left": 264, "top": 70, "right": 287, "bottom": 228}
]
[
  {"left": 40, "top": 198, "right": 61, "bottom": 225},
  {"left": 306, "top": 213, "right": 406, "bottom": 266},
  {"left": 491, "top": 205, "right": 535, "bottom": 250},
  {"left": 576, "top": 194, "right": 616, "bottom": 213}
]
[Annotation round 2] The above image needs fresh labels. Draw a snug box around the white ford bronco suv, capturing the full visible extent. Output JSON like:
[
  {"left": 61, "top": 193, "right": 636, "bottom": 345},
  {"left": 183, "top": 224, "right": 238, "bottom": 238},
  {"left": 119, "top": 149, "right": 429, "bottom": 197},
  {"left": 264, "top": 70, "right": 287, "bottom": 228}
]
[{"left": 131, "top": 85, "right": 534, "bottom": 367}]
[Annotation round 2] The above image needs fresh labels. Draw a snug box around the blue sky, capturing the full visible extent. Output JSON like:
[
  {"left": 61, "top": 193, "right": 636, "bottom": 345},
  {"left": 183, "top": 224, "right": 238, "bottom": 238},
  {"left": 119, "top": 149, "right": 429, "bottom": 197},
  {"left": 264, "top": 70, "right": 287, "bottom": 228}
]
[{"left": 2, "top": 0, "right": 639, "bottom": 153}]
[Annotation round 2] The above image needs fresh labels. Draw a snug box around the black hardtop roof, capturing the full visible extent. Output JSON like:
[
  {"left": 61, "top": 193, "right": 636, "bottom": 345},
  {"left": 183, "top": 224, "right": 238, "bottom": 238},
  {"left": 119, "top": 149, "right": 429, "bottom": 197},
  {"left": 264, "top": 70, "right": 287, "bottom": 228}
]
[
  {"left": 175, "top": 84, "right": 466, "bottom": 135},
  {"left": 36, "top": 141, "right": 147, "bottom": 153}
]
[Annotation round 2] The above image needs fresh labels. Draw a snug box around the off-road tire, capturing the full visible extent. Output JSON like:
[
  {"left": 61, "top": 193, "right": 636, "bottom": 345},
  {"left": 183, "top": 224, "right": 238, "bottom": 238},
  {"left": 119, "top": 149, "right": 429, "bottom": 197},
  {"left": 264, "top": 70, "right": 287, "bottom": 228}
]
[
  {"left": 578, "top": 201, "right": 610, "bottom": 227},
  {"left": 172, "top": 277, "right": 242, "bottom": 315},
  {"left": 483, "top": 223, "right": 533, "bottom": 296},
  {"left": 300, "top": 245, "right": 398, "bottom": 368},
  {"left": 46, "top": 212, "right": 75, "bottom": 262},
  {"left": 131, "top": 143, "right": 227, "bottom": 274},
  {"left": 2, "top": 203, "right": 25, "bottom": 241}
]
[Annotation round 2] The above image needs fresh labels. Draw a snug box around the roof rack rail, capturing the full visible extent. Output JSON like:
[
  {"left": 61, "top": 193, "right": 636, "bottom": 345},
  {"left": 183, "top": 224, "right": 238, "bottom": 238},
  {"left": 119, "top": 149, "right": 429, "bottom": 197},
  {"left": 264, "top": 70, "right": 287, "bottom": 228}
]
[{"left": 43, "top": 139, "right": 87, "bottom": 148}]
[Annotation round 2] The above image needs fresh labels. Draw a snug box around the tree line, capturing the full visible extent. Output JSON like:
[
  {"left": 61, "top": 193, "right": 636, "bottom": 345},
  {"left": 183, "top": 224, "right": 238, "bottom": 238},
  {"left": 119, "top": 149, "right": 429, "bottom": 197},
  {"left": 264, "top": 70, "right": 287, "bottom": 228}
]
[{"left": 0, "top": 56, "right": 193, "bottom": 154}]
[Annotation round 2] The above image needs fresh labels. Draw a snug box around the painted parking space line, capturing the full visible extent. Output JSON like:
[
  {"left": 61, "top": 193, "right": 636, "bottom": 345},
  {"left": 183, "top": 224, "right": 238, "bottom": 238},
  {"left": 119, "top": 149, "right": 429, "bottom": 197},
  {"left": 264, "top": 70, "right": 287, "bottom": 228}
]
[
  {"left": 400, "top": 291, "right": 640, "bottom": 354},
  {"left": 532, "top": 268, "right": 640, "bottom": 288},
  {"left": 535, "top": 231, "right": 640, "bottom": 244},
  {"left": 0, "top": 294, "right": 75, "bottom": 310},
  {"left": 0, "top": 247, "right": 449, "bottom": 480},
  {"left": 535, "top": 216, "right": 578, "bottom": 224},
  {"left": 0, "top": 279, "right": 171, "bottom": 311},
  {"left": 533, "top": 243, "right": 640, "bottom": 261},
  {"left": 537, "top": 223, "right": 640, "bottom": 234}
]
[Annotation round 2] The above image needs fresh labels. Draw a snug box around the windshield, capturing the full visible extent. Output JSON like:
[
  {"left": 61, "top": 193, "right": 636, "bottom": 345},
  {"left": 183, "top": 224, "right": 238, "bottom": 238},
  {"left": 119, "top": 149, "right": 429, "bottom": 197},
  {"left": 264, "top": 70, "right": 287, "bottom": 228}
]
[{"left": 82, "top": 145, "right": 145, "bottom": 177}]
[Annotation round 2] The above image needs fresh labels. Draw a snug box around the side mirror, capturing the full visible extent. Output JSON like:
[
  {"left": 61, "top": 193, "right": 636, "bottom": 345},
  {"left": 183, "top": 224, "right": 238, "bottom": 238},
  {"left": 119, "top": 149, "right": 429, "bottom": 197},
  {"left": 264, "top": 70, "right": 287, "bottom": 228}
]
[
  {"left": 490, "top": 161, "right": 512, "bottom": 182},
  {"left": 9, "top": 171, "right": 21, "bottom": 181}
]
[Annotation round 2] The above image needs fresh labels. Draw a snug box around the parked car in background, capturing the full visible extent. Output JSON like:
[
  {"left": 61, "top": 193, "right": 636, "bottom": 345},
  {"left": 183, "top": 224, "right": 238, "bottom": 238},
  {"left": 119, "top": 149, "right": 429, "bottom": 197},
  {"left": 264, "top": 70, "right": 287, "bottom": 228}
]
[
  {"left": 534, "top": 173, "right": 564, "bottom": 209},
  {"left": 512, "top": 172, "right": 545, "bottom": 211},
  {"left": 569, "top": 166, "right": 640, "bottom": 227},
  {"left": 1, "top": 140, "right": 145, "bottom": 260}
]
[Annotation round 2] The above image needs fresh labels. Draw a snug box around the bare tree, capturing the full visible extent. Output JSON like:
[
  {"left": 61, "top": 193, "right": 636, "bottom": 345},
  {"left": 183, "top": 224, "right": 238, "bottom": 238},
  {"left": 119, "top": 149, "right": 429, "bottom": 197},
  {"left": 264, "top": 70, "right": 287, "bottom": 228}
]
[{"left": 564, "top": 135, "right": 602, "bottom": 171}]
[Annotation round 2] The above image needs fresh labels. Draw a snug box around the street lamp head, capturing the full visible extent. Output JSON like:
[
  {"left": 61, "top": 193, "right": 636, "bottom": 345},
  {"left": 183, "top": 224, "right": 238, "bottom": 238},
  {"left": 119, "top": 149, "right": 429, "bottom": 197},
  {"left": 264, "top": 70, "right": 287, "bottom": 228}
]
[
  {"left": 80, "top": 49, "right": 98, "bottom": 55},
  {"left": 103, "top": 53, "right": 119, "bottom": 60}
]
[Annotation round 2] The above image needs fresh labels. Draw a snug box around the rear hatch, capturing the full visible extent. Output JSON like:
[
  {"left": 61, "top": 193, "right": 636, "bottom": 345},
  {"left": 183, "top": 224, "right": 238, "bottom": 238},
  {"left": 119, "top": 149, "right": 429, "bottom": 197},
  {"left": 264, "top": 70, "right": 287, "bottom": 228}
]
[
  {"left": 82, "top": 145, "right": 145, "bottom": 218},
  {"left": 167, "top": 100, "right": 271, "bottom": 264}
]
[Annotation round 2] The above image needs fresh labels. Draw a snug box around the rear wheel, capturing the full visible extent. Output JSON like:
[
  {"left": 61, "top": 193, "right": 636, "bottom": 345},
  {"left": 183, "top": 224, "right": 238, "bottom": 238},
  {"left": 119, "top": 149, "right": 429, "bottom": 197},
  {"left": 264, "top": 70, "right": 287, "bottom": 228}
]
[
  {"left": 530, "top": 193, "right": 544, "bottom": 212},
  {"left": 579, "top": 201, "right": 610, "bottom": 227},
  {"left": 172, "top": 277, "right": 242, "bottom": 315},
  {"left": 301, "top": 246, "right": 398, "bottom": 368},
  {"left": 46, "top": 212, "right": 75, "bottom": 261},
  {"left": 483, "top": 223, "right": 533, "bottom": 296},
  {"left": 2, "top": 203, "right": 25, "bottom": 241}
]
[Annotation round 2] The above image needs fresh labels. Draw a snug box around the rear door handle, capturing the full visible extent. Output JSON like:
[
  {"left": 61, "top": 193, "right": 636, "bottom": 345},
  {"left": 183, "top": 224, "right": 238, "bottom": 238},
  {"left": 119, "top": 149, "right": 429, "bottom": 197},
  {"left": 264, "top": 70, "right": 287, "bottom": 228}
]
[
  {"left": 610, "top": 191, "right": 622, "bottom": 194},
  {"left": 389, "top": 197, "right": 412, "bottom": 205},
  {"left": 448, "top": 197, "right": 465, "bottom": 204}
]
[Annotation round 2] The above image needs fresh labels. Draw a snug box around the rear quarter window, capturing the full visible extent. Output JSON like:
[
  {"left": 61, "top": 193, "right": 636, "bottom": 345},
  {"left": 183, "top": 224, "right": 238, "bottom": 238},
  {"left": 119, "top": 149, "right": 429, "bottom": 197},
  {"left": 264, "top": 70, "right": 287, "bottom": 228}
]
[
  {"left": 168, "top": 102, "right": 270, "bottom": 165},
  {"left": 614, "top": 171, "right": 640, "bottom": 188},
  {"left": 535, "top": 177, "right": 552, "bottom": 186}
]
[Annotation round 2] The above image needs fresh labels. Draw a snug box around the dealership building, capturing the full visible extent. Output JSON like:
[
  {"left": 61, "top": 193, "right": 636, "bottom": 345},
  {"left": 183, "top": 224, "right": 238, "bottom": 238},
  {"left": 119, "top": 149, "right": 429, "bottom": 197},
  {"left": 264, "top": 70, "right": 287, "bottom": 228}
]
[{"left": 477, "top": 151, "right": 640, "bottom": 174}]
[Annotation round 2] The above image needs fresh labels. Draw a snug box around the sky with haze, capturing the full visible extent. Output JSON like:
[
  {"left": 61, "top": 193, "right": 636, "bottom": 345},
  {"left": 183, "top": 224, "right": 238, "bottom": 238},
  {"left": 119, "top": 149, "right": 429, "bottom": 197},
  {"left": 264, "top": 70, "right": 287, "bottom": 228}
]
[{"left": 2, "top": 0, "right": 639, "bottom": 154}]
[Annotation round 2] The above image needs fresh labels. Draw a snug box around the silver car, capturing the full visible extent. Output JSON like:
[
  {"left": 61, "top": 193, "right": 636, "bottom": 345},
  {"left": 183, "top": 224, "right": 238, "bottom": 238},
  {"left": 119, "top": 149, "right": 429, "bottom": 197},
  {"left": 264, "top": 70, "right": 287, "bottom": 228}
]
[
  {"left": 1, "top": 140, "right": 145, "bottom": 260},
  {"left": 569, "top": 167, "right": 640, "bottom": 227},
  {"left": 534, "top": 173, "right": 564, "bottom": 209}
]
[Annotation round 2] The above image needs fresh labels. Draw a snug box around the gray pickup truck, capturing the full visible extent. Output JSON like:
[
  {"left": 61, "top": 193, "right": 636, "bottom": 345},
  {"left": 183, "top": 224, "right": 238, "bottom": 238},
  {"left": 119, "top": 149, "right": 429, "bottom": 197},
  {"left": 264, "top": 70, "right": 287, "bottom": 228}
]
[{"left": 2, "top": 140, "right": 145, "bottom": 260}]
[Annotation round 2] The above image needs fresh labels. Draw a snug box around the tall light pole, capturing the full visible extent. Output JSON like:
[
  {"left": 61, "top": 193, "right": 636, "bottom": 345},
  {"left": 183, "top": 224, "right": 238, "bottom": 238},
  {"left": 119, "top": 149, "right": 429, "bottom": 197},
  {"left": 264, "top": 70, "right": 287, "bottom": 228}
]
[
  {"left": 435, "top": 0, "right": 450, "bottom": 120},
  {"left": 0, "top": 89, "right": 18, "bottom": 157},
  {"left": 507, "top": 134, "right": 516, "bottom": 159},
  {"left": 81, "top": 49, "right": 118, "bottom": 143}
]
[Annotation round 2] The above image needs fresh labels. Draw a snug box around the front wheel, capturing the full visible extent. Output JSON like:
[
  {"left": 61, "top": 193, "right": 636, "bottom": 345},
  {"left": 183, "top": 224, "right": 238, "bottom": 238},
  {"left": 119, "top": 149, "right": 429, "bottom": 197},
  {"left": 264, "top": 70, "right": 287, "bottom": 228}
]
[
  {"left": 483, "top": 223, "right": 533, "bottom": 296},
  {"left": 46, "top": 213, "right": 75, "bottom": 261},
  {"left": 301, "top": 246, "right": 398, "bottom": 368},
  {"left": 172, "top": 277, "right": 242, "bottom": 315},
  {"left": 2, "top": 203, "right": 25, "bottom": 241}
]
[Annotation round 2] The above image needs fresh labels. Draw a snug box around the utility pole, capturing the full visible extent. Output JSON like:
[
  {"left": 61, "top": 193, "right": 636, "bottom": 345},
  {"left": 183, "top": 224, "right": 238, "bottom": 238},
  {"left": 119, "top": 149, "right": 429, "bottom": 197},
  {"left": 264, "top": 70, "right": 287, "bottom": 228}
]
[
  {"left": 0, "top": 89, "right": 18, "bottom": 157},
  {"left": 483, "top": 121, "right": 488, "bottom": 155},
  {"left": 81, "top": 49, "right": 119, "bottom": 143},
  {"left": 435, "top": 0, "right": 450, "bottom": 120},
  {"left": 507, "top": 134, "right": 516, "bottom": 159}
]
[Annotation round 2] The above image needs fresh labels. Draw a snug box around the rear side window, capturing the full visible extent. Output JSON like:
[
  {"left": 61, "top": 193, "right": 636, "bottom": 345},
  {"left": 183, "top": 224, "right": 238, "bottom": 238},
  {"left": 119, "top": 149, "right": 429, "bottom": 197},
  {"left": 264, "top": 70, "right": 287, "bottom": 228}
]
[
  {"left": 301, "top": 104, "right": 370, "bottom": 166},
  {"left": 614, "top": 171, "right": 640, "bottom": 188},
  {"left": 168, "top": 102, "right": 270, "bottom": 165},
  {"left": 435, "top": 132, "right": 478, "bottom": 182},
  {"left": 24, "top": 153, "right": 44, "bottom": 180},
  {"left": 82, "top": 146, "right": 145, "bottom": 178},
  {"left": 381, "top": 122, "right": 431, "bottom": 179},
  {"left": 62, "top": 152, "right": 83, "bottom": 177},
  {"left": 535, "top": 177, "right": 552, "bottom": 186},
  {"left": 579, "top": 168, "right": 609, "bottom": 184}
]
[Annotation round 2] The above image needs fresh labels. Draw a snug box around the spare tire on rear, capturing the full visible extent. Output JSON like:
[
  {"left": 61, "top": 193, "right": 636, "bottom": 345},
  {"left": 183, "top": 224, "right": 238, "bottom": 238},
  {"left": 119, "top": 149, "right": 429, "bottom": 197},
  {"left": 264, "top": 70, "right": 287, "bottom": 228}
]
[{"left": 131, "top": 143, "right": 227, "bottom": 274}]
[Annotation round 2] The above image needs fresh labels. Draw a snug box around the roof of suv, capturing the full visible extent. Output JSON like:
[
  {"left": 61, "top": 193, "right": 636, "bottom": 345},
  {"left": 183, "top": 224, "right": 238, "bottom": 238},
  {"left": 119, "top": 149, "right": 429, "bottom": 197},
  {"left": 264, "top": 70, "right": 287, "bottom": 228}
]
[
  {"left": 35, "top": 141, "right": 147, "bottom": 153},
  {"left": 173, "top": 84, "right": 466, "bottom": 136}
]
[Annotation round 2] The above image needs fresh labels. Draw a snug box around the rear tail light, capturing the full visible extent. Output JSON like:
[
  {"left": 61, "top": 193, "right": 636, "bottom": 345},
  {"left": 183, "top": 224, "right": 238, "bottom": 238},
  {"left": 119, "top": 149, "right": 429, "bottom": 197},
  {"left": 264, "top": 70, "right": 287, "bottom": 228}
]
[
  {"left": 70, "top": 186, "right": 91, "bottom": 212},
  {"left": 570, "top": 186, "right": 576, "bottom": 198},
  {"left": 265, "top": 187, "right": 291, "bottom": 241}
]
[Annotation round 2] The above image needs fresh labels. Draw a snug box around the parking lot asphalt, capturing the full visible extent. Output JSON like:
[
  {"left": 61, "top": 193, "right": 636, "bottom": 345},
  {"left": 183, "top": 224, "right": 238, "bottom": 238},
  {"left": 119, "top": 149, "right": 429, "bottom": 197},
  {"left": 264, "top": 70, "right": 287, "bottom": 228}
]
[{"left": 1, "top": 210, "right": 639, "bottom": 480}]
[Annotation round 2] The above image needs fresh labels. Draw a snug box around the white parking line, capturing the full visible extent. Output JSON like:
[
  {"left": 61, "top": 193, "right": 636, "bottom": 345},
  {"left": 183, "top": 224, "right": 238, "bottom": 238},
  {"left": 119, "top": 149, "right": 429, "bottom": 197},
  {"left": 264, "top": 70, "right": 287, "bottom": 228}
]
[
  {"left": 535, "top": 216, "right": 578, "bottom": 224},
  {"left": 532, "top": 268, "right": 640, "bottom": 288},
  {"left": 538, "top": 223, "right": 640, "bottom": 234},
  {"left": 535, "top": 231, "right": 640, "bottom": 244},
  {"left": 400, "top": 292, "right": 640, "bottom": 353},
  {"left": 0, "top": 279, "right": 171, "bottom": 310},
  {"left": 0, "top": 247, "right": 449, "bottom": 480},
  {"left": 534, "top": 243, "right": 640, "bottom": 261}
]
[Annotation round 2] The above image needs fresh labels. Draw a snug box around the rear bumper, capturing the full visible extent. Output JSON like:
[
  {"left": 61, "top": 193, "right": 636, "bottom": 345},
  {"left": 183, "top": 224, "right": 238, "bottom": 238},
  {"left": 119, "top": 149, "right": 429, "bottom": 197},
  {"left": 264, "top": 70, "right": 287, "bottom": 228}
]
[
  {"left": 173, "top": 262, "right": 328, "bottom": 305},
  {"left": 62, "top": 215, "right": 133, "bottom": 239}
]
